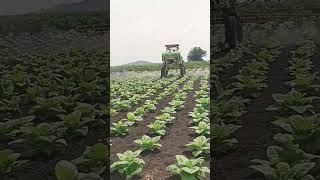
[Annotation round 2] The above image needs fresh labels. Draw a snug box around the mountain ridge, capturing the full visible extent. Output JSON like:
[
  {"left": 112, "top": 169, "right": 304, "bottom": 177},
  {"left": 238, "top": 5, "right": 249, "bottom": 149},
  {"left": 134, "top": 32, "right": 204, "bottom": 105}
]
[
  {"left": 124, "top": 60, "right": 156, "bottom": 66},
  {"left": 38, "top": 0, "right": 108, "bottom": 14}
]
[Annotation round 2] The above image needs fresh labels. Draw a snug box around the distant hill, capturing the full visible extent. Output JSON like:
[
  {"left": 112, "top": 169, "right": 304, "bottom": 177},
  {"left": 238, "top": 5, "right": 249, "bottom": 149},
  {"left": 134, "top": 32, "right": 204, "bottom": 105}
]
[
  {"left": 39, "top": 0, "right": 108, "bottom": 14},
  {"left": 124, "top": 61, "right": 155, "bottom": 66}
]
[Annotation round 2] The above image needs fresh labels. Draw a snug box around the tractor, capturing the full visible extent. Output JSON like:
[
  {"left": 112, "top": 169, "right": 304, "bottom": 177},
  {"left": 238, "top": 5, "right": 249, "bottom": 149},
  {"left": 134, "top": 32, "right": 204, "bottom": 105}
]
[{"left": 160, "top": 44, "right": 186, "bottom": 78}]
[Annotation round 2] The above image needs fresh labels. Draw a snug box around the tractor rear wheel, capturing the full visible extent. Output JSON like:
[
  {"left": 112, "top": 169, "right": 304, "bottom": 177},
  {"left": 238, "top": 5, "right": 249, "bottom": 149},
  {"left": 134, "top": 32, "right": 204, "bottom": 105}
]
[
  {"left": 161, "top": 64, "right": 167, "bottom": 78},
  {"left": 180, "top": 64, "right": 186, "bottom": 77}
]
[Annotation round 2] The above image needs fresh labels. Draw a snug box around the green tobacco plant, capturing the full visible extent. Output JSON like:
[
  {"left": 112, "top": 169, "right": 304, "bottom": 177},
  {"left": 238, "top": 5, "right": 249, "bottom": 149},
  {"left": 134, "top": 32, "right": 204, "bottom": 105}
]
[
  {"left": 0, "top": 96, "right": 21, "bottom": 113},
  {"left": 167, "top": 155, "right": 209, "bottom": 180},
  {"left": 111, "top": 121, "right": 129, "bottom": 136},
  {"left": 211, "top": 123, "right": 241, "bottom": 153},
  {"left": 211, "top": 96, "right": 246, "bottom": 124},
  {"left": 232, "top": 75, "right": 267, "bottom": 98},
  {"left": 111, "top": 150, "right": 145, "bottom": 180},
  {"left": 272, "top": 115, "right": 320, "bottom": 153},
  {"left": 174, "top": 92, "right": 187, "bottom": 100},
  {"left": 196, "top": 98, "right": 209, "bottom": 110},
  {"left": 169, "top": 99, "right": 185, "bottom": 110},
  {"left": 72, "top": 143, "right": 108, "bottom": 174},
  {"left": 116, "top": 100, "right": 131, "bottom": 112},
  {"left": 0, "top": 149, "right": 28, "bottom": 175},
  {"left": 147, "top": 120, "right": 166, "bottom": 136},
  {"left": 58, "top": 110, "right": 93, "bottom": 139},
  {"left": 73, "top": 103, "right": 96, "bottom": 119},
  {"left": 195, "top": 89, "right": 208, "bottom": 98},
  {"left": 190, "top": 122, "right": 210, "bottom": 136},
  {"left": 133, "top": 107, "right": 145, "bottom": 117},
  {"left": 94, "top": 104, "right": 110, "bottom": 119},
  {"left": 143, "top": 100, "right": 156, "bottom": 112},
  {"left": 161, "top": 107, "right": 176, "bottom": 115},
  {"left": 262, "top": 144, "right": 320, "bottom": 166},
  {"left": 240, "top": 61, "right": 267, "bottom": 76},
  {"left": 267, "top": 90, "right": 319, "bottom": 114},
  {"left": 155, "top": 113, "right": 175, "bottom": 124},
  {"left": 0, "top": 116, "right": 34, "bottom": 141},
  {"left": 186, "top": 136, "right": 210, "bottom": 157},
  {"left": 55, "top": 160, "right": 103, "bottom": 180},
  {"left": 120, "top": 91, "right": 132, "bottom": 100},
  {"left": 124, "top": 112, "right": 142, "bottom": 126},
  {"left": 287, "top": 73, "right": 320, "bottom": 94},
  {"left": 134, "top": 135, "right": 162, "bottom": 151},
  {"left": 188, "top": 111, "right": 209, "bottom": 124},
  {"left": 128, "top": 94, "right": 141, "bottom": 106},
  {"left": 32, "top": 96, "right": 66, "bottom": 121},
  {"left": 9, "top": 123, "right": 67, "bottom": 156},
  {"left": 110, "top": 109, "right": 117, "bottom": 117},
  {"left": 288, "top": 58, "right": 313, "bottom": 76},
  {"left": 250, "top": 161, "right": 315, "bottom": 180},
  {"left": 157, "top": 92, "right": 167, "bottom": 101}
]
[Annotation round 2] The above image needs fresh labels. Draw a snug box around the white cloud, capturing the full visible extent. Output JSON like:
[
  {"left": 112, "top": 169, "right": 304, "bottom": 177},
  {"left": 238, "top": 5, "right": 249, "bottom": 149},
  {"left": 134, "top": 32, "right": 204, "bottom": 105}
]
[{"left": 111, "top": 0, "right": 210, "bottom": 66}]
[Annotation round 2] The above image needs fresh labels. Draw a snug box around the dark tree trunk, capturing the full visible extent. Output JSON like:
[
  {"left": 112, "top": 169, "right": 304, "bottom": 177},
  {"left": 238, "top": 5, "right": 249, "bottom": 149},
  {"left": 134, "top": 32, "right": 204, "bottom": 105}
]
[{"left": 222, "top": 7, "right": 241, "bottom": 49}]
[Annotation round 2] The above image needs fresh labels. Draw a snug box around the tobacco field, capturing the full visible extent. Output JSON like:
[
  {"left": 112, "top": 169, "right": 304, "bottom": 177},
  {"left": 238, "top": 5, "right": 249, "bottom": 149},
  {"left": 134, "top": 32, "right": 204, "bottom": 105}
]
[
  {"left": 109, "top": 69, "right": 210, "bottom": 179},
  {"left": 212, "top": 18, "right": 320, "bottom": 180}
]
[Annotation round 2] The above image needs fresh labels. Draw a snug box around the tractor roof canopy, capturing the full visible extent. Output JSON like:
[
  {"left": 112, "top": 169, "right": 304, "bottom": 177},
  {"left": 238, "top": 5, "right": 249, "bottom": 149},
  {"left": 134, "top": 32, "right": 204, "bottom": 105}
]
[{"left": 165, "top": 44, "right": 179, "bottom": 48}]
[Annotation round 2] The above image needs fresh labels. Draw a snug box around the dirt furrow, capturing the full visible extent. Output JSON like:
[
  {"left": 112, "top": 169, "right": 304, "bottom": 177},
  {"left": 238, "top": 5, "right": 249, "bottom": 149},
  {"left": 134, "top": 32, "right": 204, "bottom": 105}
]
[{"left": 213, "top": 48, "right": 293, "bottom": 180}]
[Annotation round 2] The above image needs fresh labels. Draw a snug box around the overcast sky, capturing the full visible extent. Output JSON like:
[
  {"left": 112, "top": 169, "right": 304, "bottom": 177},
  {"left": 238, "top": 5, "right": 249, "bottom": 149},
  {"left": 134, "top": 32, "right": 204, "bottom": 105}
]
[
  {"left": 111, "top": 0, "right": 210, "bottom": 66},
  {"left": 0, "top": 0, "right": 83, "bottom": 15}
]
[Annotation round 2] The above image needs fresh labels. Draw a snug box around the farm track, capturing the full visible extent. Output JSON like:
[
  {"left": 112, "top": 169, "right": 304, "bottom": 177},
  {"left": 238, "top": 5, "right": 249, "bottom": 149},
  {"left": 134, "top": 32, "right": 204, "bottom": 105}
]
[{"left": 213, "top": 47, "right": 293, "bottom": 180}]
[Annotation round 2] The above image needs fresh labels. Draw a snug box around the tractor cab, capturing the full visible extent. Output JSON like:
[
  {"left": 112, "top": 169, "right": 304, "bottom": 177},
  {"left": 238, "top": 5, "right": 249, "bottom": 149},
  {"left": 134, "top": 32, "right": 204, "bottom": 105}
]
[{"left": 165, "top": 44, "right": 180, "bottom": 53}]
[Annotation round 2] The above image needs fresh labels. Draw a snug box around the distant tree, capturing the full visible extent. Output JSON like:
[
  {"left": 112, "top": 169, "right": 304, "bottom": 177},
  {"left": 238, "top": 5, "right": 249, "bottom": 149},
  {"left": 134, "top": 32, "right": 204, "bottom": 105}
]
[{"left": 187, "top": 47, "right": 207, "bottom": 62}]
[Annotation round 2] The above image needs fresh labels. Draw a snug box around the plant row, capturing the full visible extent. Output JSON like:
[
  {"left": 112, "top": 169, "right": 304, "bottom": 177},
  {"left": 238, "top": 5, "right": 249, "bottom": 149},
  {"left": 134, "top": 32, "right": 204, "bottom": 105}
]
[
  {"left": 250, "top": 36, "right": 320, "bottom": 180},
  {"left": 111, "top": 76, "right": 188, "bottom": 136},
  {"left": 111, "top": 76, "right": 211, "bottom": 179},
  {"left": 110, "top": 77, "right": 176, "bottom": 112},
  {"left": 211, "top": 39, "right": 282, "bottom": 156}
]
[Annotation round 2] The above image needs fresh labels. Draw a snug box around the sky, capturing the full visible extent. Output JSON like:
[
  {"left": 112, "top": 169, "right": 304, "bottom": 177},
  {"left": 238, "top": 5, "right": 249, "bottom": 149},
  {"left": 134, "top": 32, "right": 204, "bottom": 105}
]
[
  {"left": 111, "top": 0, "right": 210, "bottom": 66},
  {"left": 0, "top": 0, "right": 83, "bottom": 15}
]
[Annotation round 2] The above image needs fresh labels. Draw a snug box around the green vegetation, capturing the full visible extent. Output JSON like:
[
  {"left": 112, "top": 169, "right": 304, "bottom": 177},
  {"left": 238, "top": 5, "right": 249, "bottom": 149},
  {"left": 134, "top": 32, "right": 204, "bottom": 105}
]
[
  {"left": 166, "top": 155, "right": 210, "bottom": 180},
  {"left": 0, "top": 11, "right": 107, "bottom": 34},
  {"left": 111, "top": 150, "right": 145, "bottom": 180},
  {"left": 111, "top": 61, "right": 209, "bottom": 73}
]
